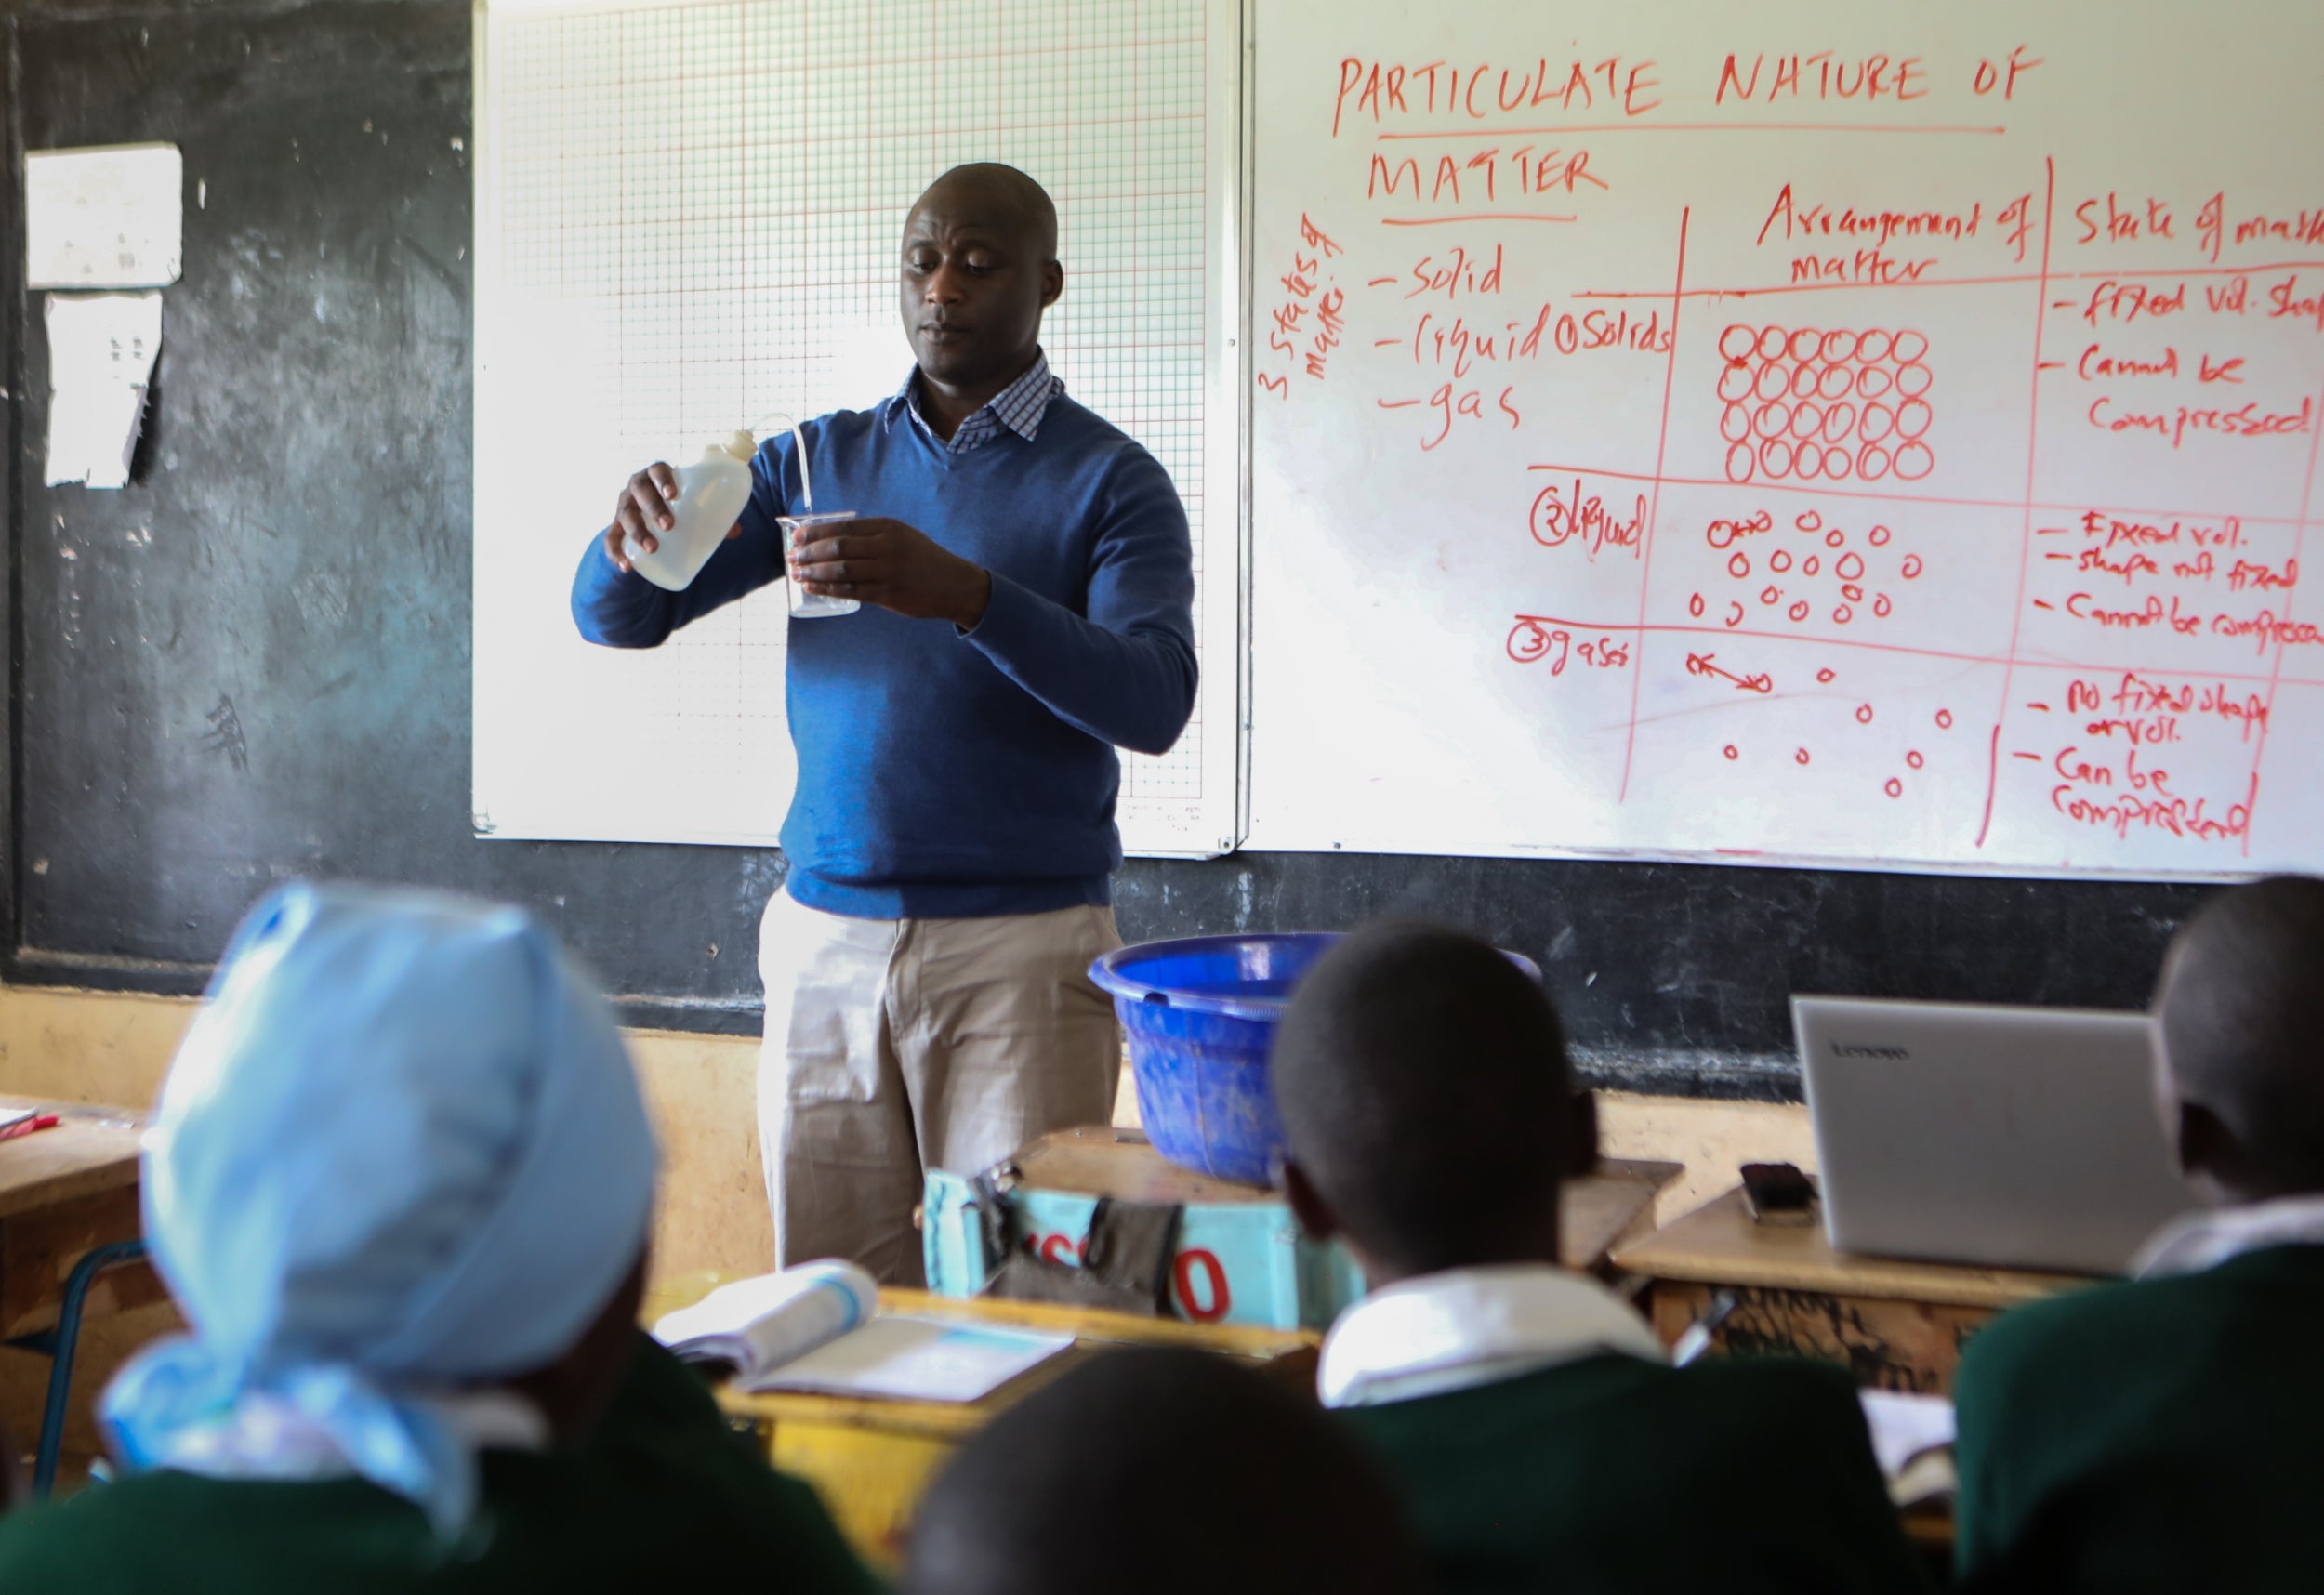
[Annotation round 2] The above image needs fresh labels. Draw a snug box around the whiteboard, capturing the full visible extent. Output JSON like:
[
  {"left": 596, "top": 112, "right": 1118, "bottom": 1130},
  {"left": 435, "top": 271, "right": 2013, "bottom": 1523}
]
[
  {"left": 1248, "top": 0, "right": 2324, "bottom": 877},
  {"left": 472, "top": 0, "right": 1243, "bottom": 855}
]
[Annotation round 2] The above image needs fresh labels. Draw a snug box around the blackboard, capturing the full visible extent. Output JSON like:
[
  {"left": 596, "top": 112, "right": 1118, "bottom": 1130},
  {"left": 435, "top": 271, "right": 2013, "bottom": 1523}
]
[{"left": 2, "top": 0, "right": 2206, "bottom": 1097}]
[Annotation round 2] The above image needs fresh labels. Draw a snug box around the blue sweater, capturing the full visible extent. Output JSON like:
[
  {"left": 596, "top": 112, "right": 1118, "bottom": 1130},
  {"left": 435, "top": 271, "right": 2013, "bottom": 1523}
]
[{"left": 571, "top": 395, "right": 1197, "bottom": 918}]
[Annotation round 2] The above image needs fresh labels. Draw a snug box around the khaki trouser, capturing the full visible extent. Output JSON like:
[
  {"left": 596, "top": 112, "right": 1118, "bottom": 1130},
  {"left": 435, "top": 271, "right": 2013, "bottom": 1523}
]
[{"left": 757, "top": 891, "right": 1124, "bottom": 1285}]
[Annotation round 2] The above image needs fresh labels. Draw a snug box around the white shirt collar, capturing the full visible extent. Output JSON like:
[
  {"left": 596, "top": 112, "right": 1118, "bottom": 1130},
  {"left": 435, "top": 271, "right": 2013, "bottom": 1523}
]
[
  {"left": 2133, "top": 1193, "right": 2324, "bottom": 1278},
  {"left": 1317, "top": 1263, "right": 1666, "bottom": 1409}
]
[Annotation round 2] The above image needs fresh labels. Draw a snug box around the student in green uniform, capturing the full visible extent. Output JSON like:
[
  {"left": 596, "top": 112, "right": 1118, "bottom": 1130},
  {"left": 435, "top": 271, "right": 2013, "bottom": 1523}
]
[
  {"left": 0, "top": 882, "right": 876, "bottom": 1595},
  {"left": 1953, "top": 874, "right": 2324, "bottom": 1595},
  {"left": 1274, "top": 920, "right": 1932, "bottom": 1595},
  {"left": 901, "top": 1343, "right": 1425, "bottom": 1595}
]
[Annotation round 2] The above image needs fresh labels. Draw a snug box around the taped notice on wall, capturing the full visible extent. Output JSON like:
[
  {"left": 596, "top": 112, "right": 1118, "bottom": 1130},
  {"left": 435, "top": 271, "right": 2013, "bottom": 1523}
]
[
  {"left": 25, "top": 143, "right": 183, "bottom": 289},
  {"left": 45, "top": 292, "right": 161, "bottom": 490}
]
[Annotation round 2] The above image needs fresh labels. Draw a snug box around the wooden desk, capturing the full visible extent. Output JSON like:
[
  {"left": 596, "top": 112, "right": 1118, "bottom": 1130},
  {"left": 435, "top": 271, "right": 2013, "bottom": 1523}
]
[
  {"left": 1563, "top": 1157, "right": 1684, "bottom": 1274},
  {"left": 1005, "top": 1127, "right": 1676, "bottom": 1277},
  {"left": 643, "top": 1282, "right": 1316, "bottom": 1574},
  {"left": 984, "top": 1126, "right": 1674, "bottom": 1299},
  {"left": 648, "top": 1154, "right": 1676, "bottom": 1572},
  {"left": 1009, "top": 1129, "right": 1683, "bottom": 1283},
  {"left": 1611, "top": 1187, "right": 2091, "bottom": 1392},
  {"left": 0, "top": 1101, "right": 162, "bottom": 1343}
]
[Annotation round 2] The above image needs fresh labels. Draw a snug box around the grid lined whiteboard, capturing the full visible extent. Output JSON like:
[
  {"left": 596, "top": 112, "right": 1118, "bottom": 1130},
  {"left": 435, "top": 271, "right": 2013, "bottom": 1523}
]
[{"left": 472, "top": 0, "right": 1242, "bottom": 854}]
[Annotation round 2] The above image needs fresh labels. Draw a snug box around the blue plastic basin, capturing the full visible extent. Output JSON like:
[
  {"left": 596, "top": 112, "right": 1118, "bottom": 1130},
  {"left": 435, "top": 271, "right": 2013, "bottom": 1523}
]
[{"left": 1089, "top": 932, "right": 1542, "bottom": 1186}]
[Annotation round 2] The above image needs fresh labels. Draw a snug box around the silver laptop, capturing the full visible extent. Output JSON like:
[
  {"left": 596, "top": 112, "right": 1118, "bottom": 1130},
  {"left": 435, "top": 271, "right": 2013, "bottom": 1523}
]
[{"left": 1795, "top": 995, "right": 2199, "bottom": 1275}]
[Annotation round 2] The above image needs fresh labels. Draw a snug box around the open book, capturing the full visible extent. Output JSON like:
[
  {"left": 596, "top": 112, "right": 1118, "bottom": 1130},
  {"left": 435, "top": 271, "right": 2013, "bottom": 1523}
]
[{"left": 652, "top": 1260, "right": 1071, "bottom": 1404}]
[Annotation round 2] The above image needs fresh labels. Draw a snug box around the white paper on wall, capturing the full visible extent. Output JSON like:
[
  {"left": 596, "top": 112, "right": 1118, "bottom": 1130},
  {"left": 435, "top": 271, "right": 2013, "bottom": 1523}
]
[
  {"left": 25, "top": 143, "right": 183, "bottom": 290},
  {"left": 44, "top": 292, "right": 162, "bottom": 490}
]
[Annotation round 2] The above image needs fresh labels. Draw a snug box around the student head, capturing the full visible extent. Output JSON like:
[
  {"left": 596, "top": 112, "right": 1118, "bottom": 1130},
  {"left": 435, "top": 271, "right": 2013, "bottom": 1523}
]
[
  {"left": 900, "top": 163, "right": 1063, "bottom": 395},
  {"left": 1275, "top": 919, "right": 1570, "bottom": 1289},
  {"left": 903, "top": 1345, "right": 1424, "bottom": 1595},
  {"left": 102, "top": 881, "right": 658, "bottom": 1535},
  {"left": 2153, "top": 874, "right": 2324, "bottom": 1206}
]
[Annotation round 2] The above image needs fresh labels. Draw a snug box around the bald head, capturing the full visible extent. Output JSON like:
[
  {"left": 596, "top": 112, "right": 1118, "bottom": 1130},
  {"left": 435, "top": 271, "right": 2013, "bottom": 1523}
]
[
  {"left": 910, "top": 163, "right": 1058, "bottom": 259},
  {"left": 903, "top": 1346, "right": 1423, "bottom": 1595},
  {"left": 899, "top": 164, "right": 1062, "bottom": 402},
  {"left": 2155, "top": 876, "right": 2324, "bottom": 1201}
]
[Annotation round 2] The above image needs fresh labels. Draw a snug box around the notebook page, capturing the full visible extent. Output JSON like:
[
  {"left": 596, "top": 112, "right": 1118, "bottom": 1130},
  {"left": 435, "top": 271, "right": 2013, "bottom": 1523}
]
[{"left": 746, "top": 1315, "right": 1072, "bottom": 1404}]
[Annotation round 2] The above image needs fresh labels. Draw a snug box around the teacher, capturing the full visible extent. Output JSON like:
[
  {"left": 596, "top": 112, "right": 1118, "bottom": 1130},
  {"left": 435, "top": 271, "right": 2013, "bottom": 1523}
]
[{"left": 572, "top": 164, "right": 1197, "bottom": 1284}]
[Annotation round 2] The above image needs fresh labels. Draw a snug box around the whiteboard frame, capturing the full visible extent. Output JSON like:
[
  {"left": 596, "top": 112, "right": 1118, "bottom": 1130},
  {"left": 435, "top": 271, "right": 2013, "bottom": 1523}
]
[
  {"left": 469, "top": 0, "right": 1248, "bottom": 859},
  {"left": 1143, "top": 0, "right": 1249, "bottom": 858}
]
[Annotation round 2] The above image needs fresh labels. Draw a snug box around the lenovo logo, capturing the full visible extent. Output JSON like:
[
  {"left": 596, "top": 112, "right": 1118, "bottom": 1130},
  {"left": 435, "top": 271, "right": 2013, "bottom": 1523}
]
[{"left": 1830, "top": 1042, "right": 1910, "bottom": 1061}]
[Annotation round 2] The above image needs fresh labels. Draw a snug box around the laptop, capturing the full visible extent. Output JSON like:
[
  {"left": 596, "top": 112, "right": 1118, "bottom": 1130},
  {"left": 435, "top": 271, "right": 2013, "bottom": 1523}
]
[{"left": 1794, "top": 995, "right": 2199, "bottom": 1276}]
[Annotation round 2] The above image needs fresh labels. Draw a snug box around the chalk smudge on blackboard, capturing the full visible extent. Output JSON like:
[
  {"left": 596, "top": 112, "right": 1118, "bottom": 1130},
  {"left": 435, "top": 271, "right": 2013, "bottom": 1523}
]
[{"left": 203, "top": 694, "right": 248, "bottom": 772}]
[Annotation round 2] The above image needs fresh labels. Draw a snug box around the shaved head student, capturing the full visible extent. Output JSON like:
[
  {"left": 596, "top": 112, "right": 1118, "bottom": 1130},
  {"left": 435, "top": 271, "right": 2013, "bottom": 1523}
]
[{"left": 572, "top": 164, "right": 1197, "bottom": 1282}]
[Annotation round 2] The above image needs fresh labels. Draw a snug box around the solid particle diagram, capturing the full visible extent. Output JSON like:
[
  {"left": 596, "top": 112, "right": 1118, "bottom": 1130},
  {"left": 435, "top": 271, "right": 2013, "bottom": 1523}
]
[{"left": 1718, "top": 325, "right": 1934, "bottom": 485}]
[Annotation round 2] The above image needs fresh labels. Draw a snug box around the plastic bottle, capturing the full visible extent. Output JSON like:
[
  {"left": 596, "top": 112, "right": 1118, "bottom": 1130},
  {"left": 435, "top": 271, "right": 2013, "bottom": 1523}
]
[{"left": 621, "top": 430, "right": 757, "bottom": 591}]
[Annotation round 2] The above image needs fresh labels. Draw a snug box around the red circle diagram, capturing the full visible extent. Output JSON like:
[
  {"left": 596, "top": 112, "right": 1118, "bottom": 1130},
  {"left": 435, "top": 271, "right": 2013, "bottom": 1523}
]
[{"left": 1716, "top": 327, "right": 1934, "bottom": 483}]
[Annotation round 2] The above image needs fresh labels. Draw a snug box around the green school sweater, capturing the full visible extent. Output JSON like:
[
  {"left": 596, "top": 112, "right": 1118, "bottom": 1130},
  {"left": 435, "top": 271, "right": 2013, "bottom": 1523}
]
[
  {"left": 0, "top": 1334, "right": 881, "bottom": 1595},
  {"left": 1338, "top": 1352, "right": 1932, "bottom": 1595},
  {"left": 1953, "top": 1243, "right": 2324, "bottom": 1595}
]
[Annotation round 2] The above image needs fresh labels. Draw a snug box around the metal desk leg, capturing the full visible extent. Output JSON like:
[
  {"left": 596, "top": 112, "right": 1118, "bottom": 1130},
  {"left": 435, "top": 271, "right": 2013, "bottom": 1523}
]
[{"left": 32, "top": 1239, "right": 150, "bottom": 1499}]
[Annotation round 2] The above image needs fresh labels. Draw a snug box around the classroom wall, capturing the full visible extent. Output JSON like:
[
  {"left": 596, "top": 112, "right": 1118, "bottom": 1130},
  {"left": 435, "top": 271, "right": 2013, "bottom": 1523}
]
[
  {"left": 0, "top": 982, "right": 1814, "bottom": 1275},
  {"left": 0, "top": 984, "right": 778, "bottom": 1278}
]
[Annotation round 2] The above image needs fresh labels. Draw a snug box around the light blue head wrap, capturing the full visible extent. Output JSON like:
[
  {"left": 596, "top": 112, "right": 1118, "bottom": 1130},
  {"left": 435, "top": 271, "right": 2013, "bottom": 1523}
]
[{"left": 101, "top": 881, "right": 658, "bottom": 1536}]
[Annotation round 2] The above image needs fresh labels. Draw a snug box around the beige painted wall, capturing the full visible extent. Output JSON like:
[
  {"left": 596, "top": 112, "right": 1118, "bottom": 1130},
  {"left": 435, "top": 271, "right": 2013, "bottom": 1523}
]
[
  {"left": 0, "top": 982, "right": 1819, "bottom": 1279},
  {"left": 0, "top": 984, "right": 782, "bottom": 1281},
  {"left": 0, "top": 982, "right": 1814, "bottom": 1467}
]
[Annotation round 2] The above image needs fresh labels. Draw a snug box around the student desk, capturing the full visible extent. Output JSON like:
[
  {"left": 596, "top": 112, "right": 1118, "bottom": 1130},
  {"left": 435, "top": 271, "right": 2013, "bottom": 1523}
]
[
  {"left": 0, "top": 1101, "right": 162, "bottom": 1343},
  {"left": 1562, "top": 1157, "right": 1684, "bottom": 1277},
  {"left": 1610, "top": 1186, "right": 2092, "bottom": 1393},
  {"left": 650, "top": 1157, "right": 1677, "bottom": 1571},
  {"left": 696, "top": 1288, "right": 1318, "bottom": 1574}
]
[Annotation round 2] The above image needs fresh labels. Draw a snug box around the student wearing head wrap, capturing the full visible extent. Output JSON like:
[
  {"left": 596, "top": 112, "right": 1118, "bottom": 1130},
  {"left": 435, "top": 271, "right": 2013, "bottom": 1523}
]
[{"left": 0, "top": 882, "right": 877, "bottom": 1594}]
